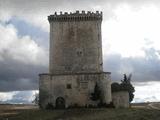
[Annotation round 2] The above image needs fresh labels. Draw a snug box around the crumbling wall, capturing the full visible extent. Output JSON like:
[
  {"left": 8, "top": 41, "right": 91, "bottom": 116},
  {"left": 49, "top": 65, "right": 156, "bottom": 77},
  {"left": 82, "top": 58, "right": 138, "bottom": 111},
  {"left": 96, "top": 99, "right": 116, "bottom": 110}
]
[{"left": 112, "top": 91, "right": 129, "bottom": 108}]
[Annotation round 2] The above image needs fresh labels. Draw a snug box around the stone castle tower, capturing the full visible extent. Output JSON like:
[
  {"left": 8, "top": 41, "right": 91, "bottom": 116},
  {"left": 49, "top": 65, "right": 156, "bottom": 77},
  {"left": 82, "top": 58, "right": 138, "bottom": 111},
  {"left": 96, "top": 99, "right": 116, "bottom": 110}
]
[{"left": 39, "top": 11, "right": 112, "bottom": 109}]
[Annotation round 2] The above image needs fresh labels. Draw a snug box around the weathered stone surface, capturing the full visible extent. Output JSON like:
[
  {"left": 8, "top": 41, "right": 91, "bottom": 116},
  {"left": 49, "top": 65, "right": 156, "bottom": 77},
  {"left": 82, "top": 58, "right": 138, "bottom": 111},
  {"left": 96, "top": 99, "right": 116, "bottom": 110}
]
[
  {"left": 39, "top": 72, "right": 111, "bottom": 108},
  {"left": 112, "top": 91, "right": 129, "bottom": 108},
  {"left": 49, "top": 13, "right": 103, "bottom": 74},
  {"left": 39, "top": 11, "right": 112, "bottom": 109}
]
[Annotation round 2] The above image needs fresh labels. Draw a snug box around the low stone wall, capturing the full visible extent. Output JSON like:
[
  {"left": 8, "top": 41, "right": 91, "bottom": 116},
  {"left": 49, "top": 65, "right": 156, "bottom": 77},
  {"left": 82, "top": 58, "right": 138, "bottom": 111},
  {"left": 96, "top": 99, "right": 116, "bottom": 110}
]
[{"left": 112, "top": 91, "right": 129, "bottom": 108}]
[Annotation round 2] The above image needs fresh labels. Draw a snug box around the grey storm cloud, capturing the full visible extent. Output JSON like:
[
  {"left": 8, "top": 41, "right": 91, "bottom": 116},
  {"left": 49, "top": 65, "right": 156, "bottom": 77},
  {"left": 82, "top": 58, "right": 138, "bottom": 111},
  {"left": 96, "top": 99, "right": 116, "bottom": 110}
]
[
  {"left": 104, "top": 47, "right": 160, "bottom": 82},
  {"left": 0, "top": 39, "right": 48, "bottom": 91},
  {"left": 1, "top": 0, "right": 159, "bottom": 7},
  {"left": 0, "top": 0, "right": 160, "bottom": 92},
  {"left": 0, "top": 22, "right": 48, "bottom": 91},
  {"left": 0, "top": 57, "right": 48, "bottom": 91},
  {"left": 1, "top": 0, "right": 160, "bottom": 31},
  {"left": 1, "top": 0, "right": 160, "bottom": 18}
]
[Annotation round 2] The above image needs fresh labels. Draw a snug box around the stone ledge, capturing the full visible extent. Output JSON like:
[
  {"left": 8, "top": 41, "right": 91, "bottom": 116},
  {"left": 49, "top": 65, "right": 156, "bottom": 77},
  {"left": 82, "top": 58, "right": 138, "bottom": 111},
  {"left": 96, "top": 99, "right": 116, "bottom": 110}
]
[{"left": 39, "top": 71, "right": 111, "bottom": 76}]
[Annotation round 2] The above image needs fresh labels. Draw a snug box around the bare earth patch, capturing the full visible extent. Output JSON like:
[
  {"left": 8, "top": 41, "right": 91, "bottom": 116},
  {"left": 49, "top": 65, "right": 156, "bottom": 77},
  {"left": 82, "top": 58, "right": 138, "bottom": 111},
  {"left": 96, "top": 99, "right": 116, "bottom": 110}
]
[{"left": 0, "top": 104, "right": 38, "bottom": 117}]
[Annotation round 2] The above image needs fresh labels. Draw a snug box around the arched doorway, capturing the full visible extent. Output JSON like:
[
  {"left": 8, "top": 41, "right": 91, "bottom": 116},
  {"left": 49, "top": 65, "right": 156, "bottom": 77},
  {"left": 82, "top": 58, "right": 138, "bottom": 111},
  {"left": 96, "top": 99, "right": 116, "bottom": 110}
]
[{"left": 56, "top": 97, "right": 65, "bottom": 109}]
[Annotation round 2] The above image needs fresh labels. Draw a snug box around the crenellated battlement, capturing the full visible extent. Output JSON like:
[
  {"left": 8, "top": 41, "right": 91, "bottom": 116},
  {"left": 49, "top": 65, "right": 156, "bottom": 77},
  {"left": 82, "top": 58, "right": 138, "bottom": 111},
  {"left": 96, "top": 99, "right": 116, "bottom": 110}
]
[{"left": 48, "top": 10, "right": 102, "bottom": 22}]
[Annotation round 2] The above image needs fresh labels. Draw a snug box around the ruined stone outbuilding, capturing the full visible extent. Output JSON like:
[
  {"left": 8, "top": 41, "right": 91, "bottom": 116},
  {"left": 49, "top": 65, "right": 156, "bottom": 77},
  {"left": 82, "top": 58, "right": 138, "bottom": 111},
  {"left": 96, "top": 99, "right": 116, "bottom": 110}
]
[
  {"left": 112, "top": 91, "right": 129, "bottom": 108},
  {"left": 39, "top": 11, "right": 112, "bottom": 109}
]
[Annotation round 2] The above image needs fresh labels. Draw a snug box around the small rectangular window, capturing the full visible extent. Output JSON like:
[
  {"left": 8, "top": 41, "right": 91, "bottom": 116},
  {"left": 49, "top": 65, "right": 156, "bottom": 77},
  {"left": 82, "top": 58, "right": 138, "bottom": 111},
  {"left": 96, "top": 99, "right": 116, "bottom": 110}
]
[{"left": 67, "top": 84, "right": 72, "bottom": 89}]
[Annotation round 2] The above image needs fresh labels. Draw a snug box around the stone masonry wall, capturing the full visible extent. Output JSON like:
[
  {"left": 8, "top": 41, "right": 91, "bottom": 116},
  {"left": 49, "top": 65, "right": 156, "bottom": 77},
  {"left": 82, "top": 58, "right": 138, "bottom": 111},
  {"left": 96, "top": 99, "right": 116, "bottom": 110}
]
[
  {"left": 49, "top": 11, "right": 103, "bottom": 74},
  {"left": 39, "top": 72, "right": 111, "bottom": 108},
  {"left": 112, "top": 91, "right": 129, "bottom": 108},
  {"left": 39, "top": 11, "right": 112, "bottom": 109}
]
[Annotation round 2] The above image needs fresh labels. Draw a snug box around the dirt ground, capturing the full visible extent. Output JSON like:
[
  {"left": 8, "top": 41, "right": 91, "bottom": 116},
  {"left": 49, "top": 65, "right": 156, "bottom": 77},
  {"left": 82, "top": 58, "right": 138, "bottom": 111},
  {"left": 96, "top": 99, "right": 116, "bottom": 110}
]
[
  {"left": 0, "top": 104, "right": 38, "bottom": 116},
  {"left": 0, "top": 103, "right": 160, "bottom": 120}
]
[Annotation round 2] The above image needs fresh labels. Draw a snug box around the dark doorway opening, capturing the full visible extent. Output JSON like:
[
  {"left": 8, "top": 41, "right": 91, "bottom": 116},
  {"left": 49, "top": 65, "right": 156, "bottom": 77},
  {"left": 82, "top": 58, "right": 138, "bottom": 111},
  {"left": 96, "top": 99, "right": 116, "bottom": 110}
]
[{"left": 56, "top": 97, "right": 65, "bottom": 109}]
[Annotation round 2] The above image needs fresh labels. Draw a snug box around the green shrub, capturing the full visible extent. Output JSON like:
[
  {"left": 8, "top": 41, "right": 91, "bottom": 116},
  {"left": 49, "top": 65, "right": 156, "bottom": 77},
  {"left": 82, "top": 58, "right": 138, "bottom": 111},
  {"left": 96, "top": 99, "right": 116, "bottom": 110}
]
[
  {"left": 90, "top": 82, "right": 101, "bottom": 101},
  {"left": 111, "top": 74, "right": 135, "bottom": 103}
]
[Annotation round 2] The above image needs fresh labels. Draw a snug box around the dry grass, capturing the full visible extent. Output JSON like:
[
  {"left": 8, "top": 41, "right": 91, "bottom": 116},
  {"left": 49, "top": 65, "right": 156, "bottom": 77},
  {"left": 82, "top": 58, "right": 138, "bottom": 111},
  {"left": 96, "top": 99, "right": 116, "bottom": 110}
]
[{"left": 0, "top": 104, "right": 160, "bottom": 120}]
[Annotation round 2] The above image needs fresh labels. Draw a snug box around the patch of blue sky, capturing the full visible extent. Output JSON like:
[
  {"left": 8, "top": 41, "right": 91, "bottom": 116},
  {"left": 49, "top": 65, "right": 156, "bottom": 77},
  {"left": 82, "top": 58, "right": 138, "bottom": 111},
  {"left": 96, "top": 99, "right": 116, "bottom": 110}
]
[{"left": 8, "top": 17, "right": 49, "bottom": 48}]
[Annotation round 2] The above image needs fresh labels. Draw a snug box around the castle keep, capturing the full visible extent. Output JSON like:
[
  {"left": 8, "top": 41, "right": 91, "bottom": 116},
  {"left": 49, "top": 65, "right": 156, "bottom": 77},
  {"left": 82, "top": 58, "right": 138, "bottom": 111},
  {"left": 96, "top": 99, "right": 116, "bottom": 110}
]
[{"left": 39, "top": 11, "right": 112, "bottom": 108}]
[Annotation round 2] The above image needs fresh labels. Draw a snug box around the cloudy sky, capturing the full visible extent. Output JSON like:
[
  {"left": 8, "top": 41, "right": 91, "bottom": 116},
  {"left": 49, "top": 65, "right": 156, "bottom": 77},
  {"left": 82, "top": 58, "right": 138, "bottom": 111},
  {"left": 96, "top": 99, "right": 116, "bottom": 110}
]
[{"left": 0, "top": 0, "right": 160, "bottom": 103}]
